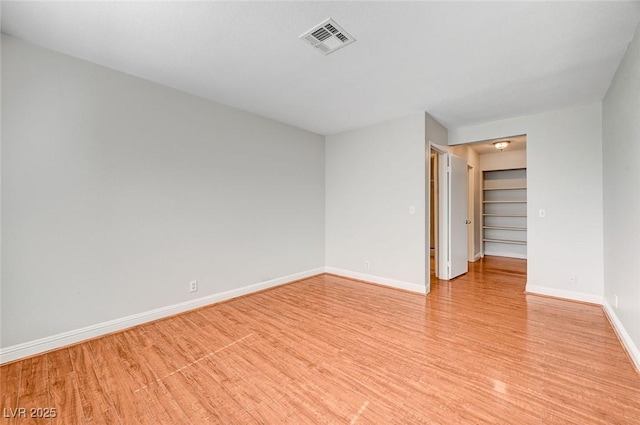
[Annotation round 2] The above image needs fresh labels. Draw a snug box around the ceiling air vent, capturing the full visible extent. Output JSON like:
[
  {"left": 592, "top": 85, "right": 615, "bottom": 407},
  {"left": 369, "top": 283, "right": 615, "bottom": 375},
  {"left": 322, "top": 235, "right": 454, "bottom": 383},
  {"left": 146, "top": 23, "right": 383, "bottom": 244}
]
[{"left": 300, "top": 18, "right": 356, "bottom": 55}]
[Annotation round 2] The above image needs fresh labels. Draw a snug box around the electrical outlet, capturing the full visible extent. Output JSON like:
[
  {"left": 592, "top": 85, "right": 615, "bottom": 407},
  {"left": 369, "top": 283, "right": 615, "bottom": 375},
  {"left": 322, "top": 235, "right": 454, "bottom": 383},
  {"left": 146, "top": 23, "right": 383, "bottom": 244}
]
[
  {"left": 364, "top": 261, "right": 370, "bottom": 270},
  {"left": 409, "top": 206, "right": 416, "bottom": 215},
  {"left": 615, "top": 295, "right": 618, "bottom": 308},
  {"left": 538, "top": 209, "right": 546, "bottom": 218},
  {"left": 189, "top": 280, "right": 198, "bottom": 293}
]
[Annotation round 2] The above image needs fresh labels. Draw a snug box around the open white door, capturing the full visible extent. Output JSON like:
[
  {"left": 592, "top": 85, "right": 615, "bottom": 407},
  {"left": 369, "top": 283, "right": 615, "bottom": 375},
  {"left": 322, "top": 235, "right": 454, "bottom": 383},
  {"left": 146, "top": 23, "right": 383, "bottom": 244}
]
[{"left": 448, "top": 154, "right": 469, "bottom": 279}]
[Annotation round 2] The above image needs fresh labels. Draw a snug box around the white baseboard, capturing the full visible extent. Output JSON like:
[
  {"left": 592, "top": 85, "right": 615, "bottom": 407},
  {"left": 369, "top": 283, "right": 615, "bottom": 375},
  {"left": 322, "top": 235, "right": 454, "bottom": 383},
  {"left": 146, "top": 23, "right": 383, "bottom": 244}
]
[
  {"left": 525, "top": 284, "right": 603, "bottom": 305},
  {"left": 471, "top": 252, "right": 482, "bottom": 262},
  {"left": 325, "top": 267, "right": 427, "bottom": 294},
  {"left": 0, "top": 268, "right": 325, "bottom": 365},
  {"left": 602, "top": 299, "right": 640, "bottom": 372}
]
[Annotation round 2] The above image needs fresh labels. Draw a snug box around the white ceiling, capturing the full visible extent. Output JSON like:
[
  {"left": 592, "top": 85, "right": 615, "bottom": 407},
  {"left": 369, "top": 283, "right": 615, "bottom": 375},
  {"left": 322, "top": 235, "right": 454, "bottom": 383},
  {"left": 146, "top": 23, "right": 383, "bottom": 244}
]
[{"left": 2, "top": 1, "right": 639, "bottom": 136}]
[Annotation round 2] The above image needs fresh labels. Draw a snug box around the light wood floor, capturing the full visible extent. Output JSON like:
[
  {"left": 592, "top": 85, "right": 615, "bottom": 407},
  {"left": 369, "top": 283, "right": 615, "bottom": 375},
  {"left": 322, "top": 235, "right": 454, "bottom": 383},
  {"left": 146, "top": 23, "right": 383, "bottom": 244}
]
[{"left": 2, "top": 256, "right": 639, "bottom": 424}]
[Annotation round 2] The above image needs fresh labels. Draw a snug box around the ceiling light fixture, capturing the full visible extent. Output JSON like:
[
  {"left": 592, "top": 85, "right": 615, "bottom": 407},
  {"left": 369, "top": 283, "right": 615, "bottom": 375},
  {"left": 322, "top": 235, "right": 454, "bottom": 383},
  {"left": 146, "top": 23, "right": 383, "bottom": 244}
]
[{"left": 493, "top": 140, "right": 510, "bottom": 151}]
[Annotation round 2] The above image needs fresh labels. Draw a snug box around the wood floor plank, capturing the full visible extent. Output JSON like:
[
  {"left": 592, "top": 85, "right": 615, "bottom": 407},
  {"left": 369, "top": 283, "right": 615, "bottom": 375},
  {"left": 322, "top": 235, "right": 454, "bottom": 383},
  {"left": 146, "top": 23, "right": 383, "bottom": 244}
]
[
  {"left": 1, "top": 361, "right": 22, "bottom": 425},
  {"left": 109, "top": 331, "right": 157, "bottom": 392},
  {"left": 91, "top": 336, "right": 159, "bottom": 425},
  {"left": 135, "top": 381, "right": 192, "bottom": 425},
  {"left": 2, "top": 256, "right": 639, "bottom": 424},
  {"left": 16, "top": 355, "right": 51, "bottom": 425},
  {"left": 158, "top": 371, "right": 220, "bottom": 423},
  {"left": 67, "top": 344, "right": 118, "bottom": 425},
  {"left": 46, "top": 349, "right": 83, "bottom": 425},
  {"left": 179, "top": 360, "right": 257, "bottom": 425}
]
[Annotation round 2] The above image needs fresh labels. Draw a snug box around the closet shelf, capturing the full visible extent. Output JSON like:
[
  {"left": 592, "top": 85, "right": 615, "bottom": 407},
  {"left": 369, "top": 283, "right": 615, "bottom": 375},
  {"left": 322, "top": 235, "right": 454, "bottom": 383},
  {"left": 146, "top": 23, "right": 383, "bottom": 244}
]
[
  {"left": 483, "top": 200, "right": 527, "bottom": 204},
  {"left": 483, "top": 238, "right": 527, "bottom": 245},
  {"left": 483, "top": 168, "right": 528, "bottom": 257},
  {"left": 482, "top": 187, "right": 527, "bottom": 191},
  {"left": 483, "top": 226, "right": 527, "bottom": 231}
]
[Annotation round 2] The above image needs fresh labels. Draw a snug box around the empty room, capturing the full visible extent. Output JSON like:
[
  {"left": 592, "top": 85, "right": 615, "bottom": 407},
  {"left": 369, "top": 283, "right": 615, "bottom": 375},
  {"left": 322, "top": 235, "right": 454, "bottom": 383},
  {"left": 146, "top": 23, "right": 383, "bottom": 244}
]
[{"left": 1, "top": 1, "right": 640, "bottom": 424}]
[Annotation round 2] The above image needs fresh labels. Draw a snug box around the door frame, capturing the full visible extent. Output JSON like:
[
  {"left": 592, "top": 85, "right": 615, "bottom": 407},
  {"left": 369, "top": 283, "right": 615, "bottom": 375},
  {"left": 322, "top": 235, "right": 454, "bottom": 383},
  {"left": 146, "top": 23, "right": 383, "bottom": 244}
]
[
  {"left": 468, "top": 164, "right": 475, "bottom": 262},
  {"left": 428, "top": 142, "right": 450, "bottom": 283}
]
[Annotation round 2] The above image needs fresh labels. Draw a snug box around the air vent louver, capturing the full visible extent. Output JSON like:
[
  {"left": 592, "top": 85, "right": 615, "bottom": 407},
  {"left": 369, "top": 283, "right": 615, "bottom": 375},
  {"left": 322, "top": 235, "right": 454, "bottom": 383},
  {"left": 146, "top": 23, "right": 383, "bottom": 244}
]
[
  {"left": 299, "top": 18, "right": 356, "bottom": 55},
  {"left": 312, "top": 27, "right": 332, "bottom": 41}
]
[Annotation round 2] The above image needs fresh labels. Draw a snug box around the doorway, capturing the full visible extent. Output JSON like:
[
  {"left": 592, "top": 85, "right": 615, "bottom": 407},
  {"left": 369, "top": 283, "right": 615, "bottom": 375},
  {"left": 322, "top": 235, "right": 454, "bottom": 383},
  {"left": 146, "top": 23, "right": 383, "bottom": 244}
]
[
  {"left": 428, "top": 143, "right": 469, "bottom": 284},
  {"left": 427, "top": 136, "right": 527, "bottom": 290},
  {"left": 429, "top": 145, "right": 448, "bottom": 283},
  {"left": 464, "top": 135, "right": 528, "bottom": 270}
]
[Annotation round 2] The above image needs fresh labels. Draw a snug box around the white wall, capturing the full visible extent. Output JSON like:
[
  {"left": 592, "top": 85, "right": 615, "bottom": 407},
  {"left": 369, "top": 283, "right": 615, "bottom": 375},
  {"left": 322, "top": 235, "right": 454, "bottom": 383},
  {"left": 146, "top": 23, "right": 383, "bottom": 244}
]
[
  {"left": 450, "top": 103, "right": 605, "bottom": 304},
  {"left": 426, "top": 113, "right": 448, "bottom": 147},
  {"left": 480, "top": 149, "right": 526, "bottom": 171},
  {"left": 602, "top": 24, "right": 640, "bottom": 369},
  {"left": 1, "top": 36, "right": 325, "bottom": 352},
  {"left": 325, "top": 113, "right": 427, "bottom": 293}
]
